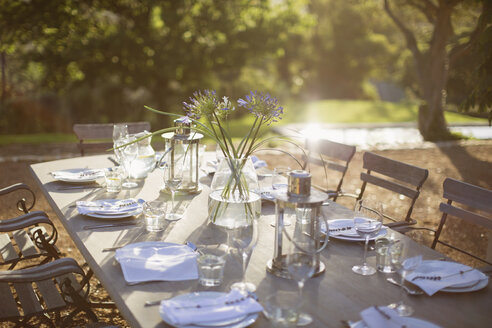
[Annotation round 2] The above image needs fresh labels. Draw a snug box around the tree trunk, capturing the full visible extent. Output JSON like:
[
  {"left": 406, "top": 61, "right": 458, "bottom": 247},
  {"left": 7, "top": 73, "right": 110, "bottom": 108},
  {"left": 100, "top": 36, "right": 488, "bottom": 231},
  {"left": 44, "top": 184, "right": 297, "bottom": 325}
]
[{"left": 414, "top": 4, "right": 455, "bottom": 141}]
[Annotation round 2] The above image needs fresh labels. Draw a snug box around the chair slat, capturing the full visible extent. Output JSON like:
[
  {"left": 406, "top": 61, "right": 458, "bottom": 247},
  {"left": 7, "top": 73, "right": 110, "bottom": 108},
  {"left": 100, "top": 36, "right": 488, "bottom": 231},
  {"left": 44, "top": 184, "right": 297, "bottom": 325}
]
[
  {"left": 14, "top": 282, "right": 44, "bottom": 316},
  {"left": 360, "top": 172, "right": 418, "bottom": 199},
  {"left": 73, "top": 122, "right": 150, "bottom": 139},
  {"left": 36, "top": 279, "right": 66, "bottom": 311},
  {"left": 73, "top": 122, "right": 151, "bottom": 156},
  {"left": 13, "top": 229, "right": 39, "bottom": 258},
  {"left": 0, "top": 282, "right": 20, "bottom": 319},
  {"left": 363, "top": 152, "right": 428, "bottom": 186},
  {"left": 306, "top": 139, "right": 356, "bottom": 162},
  {"left": 0, "top": 233, "right": 18, "bottom": 263},
  {"left": 307, "top": 157, "right": 346, "bottom": 173},
  {"left": 439, "top": 203, "right": 492, "bottom": 230},
  {"left": 56, "top": 273, "right": 84, "bottom": 303},
  {"left": 443, "top": 178, "right": 492, "bottom": 213}
]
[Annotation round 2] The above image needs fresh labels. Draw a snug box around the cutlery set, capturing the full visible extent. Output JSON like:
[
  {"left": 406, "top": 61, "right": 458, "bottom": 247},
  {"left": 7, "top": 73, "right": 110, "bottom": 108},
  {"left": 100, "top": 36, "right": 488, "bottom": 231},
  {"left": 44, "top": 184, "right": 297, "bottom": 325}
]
[{"left": 83, "top": 222, "right": 137, "bottom": 230}]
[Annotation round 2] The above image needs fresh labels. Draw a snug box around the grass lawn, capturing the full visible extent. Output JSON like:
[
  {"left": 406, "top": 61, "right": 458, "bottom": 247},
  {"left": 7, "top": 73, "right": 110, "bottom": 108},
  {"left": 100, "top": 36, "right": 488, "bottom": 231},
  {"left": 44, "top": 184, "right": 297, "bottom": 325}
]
[{"left": 1, "top": 100, "right": 486, "bottom": 144}]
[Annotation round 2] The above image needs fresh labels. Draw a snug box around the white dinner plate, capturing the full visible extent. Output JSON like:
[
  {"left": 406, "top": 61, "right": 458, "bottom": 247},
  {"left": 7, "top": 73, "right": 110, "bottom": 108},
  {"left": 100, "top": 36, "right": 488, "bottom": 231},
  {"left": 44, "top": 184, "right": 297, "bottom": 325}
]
[
  {"left": 51, "top": 168, "right": 104, "bottom": 183},
  {"left": 160, "top": 291, "right": 259, "bottom": 328},
  {"left": 83, "top": 208, "right": 143, "bottom": 220},
  {"left": 324, "top": 219, "right": 387, "bottom": 241},
  {"left": 407, "top": 260, "right": 489, "bottom": 293},
  {"left": 353, "top": 316, "right": 441, "bottom": 328}
]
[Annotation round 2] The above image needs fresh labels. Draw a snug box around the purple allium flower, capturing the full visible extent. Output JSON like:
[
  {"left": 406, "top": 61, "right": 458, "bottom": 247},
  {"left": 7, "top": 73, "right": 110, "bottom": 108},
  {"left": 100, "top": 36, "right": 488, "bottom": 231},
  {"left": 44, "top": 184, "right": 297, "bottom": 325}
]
[{"left": 237, "top": 91, "right": 283, "bottom": 124}]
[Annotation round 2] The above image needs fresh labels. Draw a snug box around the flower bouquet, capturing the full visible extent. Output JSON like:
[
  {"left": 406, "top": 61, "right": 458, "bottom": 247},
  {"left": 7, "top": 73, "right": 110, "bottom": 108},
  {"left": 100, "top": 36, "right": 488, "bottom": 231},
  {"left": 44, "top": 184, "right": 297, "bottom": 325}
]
[{"left": 146, "top": 90, "right": 285, "bottom": 228}]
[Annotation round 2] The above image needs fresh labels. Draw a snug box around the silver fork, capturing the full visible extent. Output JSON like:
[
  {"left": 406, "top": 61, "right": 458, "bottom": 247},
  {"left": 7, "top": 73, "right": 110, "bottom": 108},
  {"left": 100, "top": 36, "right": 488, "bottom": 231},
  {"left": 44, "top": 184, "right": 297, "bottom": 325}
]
[{"left": 386, "top": 277, "right": 424, "bottom": 295}]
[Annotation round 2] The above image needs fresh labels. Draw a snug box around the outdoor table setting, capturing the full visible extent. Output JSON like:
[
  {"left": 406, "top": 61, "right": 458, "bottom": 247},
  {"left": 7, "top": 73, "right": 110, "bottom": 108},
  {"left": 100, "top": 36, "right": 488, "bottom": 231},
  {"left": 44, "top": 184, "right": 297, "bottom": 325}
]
[
  {"left": 29, "top": 148, "right": 492, "bottom": 328},
  {"left": 25, "top": 91, "right": 490, "bottom": 328}
]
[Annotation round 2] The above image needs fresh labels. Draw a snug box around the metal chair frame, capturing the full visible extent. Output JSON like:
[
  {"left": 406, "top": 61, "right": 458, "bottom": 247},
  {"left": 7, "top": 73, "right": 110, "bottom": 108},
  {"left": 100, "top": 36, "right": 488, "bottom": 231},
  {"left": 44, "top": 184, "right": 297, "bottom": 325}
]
[
  {"left": 431, "top": 178, "right": 492, "bottom": 265},
  {"left": 0, "top": 183, "right": 59, "bottom": 269},
  {"left": 303, "top": 139, "right": 356, "bottom": 201},
  {"left": 0, "top": 257, "right": 98, "bottom": 327},
  {"left": 340, "top": 152, "right": 429, "bottom": 230},
  {"left": 73, "top": 122, "right": 151, "bottom": 156}
]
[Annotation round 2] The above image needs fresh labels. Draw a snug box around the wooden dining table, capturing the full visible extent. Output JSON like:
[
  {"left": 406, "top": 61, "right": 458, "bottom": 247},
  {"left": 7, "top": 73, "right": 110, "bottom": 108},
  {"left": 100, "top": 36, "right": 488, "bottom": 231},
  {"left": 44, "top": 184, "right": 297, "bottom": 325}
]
[{"left": 30, "top": 154, "right": 491, "bottom": 328}]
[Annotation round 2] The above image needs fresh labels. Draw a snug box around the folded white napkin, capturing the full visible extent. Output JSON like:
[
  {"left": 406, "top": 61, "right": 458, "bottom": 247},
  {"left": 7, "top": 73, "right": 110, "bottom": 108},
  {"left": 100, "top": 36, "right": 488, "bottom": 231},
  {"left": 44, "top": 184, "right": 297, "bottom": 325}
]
[
  {"left": 405, "top": 260, "right": 486, "bottom": 296},
  {"left": 326, "top": 219, "right": 357, "bottom": 236},
  {"left": 76, "top": 198, "right": 143, "bottom": 215},
  {"left": 360, "top": 306, "right": 411, "bottom": 328},
  {"left": 160, "top": 289, "right": 263, "bottom": 326},
  {"left": 51, "top": 168, "right": 104, "bottom": 179},
  {"left": 115, "top": 242, "right": 198, "bottom": 284},
  {"left": 251, "top": 155, "right": 267, "bottom": 169}
]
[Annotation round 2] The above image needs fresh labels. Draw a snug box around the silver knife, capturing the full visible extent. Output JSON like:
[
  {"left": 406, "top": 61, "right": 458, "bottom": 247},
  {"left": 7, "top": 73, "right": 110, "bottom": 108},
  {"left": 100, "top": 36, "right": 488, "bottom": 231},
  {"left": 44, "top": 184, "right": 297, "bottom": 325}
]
[
  {"left": 83, "top": 222, "right": 137, "bottom": 230},
  {"left": 57, "top": 185, "right": 103, "bottom": 190}
]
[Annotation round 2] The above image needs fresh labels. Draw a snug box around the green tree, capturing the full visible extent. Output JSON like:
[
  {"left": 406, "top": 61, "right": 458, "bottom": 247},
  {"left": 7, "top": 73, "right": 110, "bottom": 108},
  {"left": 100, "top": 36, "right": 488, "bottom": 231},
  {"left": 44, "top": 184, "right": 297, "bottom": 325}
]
[
  {"left": 384, "top": 0, "right": 491, "bottom": 141},
  {"left": 0, "top": 0, "right": 310, "bottom": 132}
]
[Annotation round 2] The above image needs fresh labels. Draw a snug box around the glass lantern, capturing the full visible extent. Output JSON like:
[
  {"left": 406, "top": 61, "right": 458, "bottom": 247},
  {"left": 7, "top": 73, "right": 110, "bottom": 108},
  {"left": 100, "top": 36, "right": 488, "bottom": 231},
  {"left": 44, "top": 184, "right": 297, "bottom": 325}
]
[
  {"left": 267, "top": 170, "right": 329, "bottom": 278},
  {"left": 161, "top": 116, "right": 203, "bottom": 194}
]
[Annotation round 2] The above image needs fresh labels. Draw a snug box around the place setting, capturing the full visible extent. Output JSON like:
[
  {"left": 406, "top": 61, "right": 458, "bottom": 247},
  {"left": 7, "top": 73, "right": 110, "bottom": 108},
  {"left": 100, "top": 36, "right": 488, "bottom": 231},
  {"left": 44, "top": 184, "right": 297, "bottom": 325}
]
[
  {"left": 112, "top": 238, "right": 264, "bottom": 328},
  {"left": 76, "top": 198, "right": 144, "bottom": 219},
  {"left": 51, "top": 167, "right": 106, "bottom": 190}
]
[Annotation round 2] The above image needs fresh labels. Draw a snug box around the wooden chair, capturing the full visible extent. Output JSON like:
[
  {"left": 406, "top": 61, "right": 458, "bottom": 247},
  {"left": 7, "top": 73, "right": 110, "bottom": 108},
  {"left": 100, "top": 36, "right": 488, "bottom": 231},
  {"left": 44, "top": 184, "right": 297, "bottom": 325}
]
[
  {"left": 345, "top": 152, "right": 429, "bottom": 231},
  {"left": 303, "top": 139, "right": 356, "bottom": 201},
  {"left": 73, "top": 122, "right": 151, "bottom": 156},
  {"left": 0, "top": 183, "right": 59, "bottom": 269},
  {"left": 0, "top": 257, "right": 98, "bottom": 327},
  {"left": 431, "top": 178, "right": 492, "bottom": 265}
]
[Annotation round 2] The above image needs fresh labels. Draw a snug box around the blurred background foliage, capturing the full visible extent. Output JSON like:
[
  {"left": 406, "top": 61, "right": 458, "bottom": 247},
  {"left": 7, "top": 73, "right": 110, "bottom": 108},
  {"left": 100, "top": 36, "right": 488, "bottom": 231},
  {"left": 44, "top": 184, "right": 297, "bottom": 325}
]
[{"left": 0, "top": 0, "right": 489, "bottom": 135}]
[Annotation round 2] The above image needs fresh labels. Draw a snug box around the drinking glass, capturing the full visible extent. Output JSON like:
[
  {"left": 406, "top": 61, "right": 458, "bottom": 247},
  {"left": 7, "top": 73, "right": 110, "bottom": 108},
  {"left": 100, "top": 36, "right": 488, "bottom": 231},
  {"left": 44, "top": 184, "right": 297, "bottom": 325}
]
[
  {"left": 228, "top": 217, "right": 259, "bottom": 292},
  {"left": 351, "top": 199, "right": 384, "bottom": 276},
  {"left": 164, "top": 161, "right": 184, "bottom": 221},
  {"left": 272, "top": 167, "right": 290, "bottom": 190},
  {"left": 387, "top": 243, "right": 422, "bottom": 316},
  {"left": 119, "top": 136, "right": 138, "bottom": 189},
  {"left": 284, "top": 208, "right": 328, "bottom": 326},
  {"left": 113, "top": 124, "right": 128, "bottom": 163}
]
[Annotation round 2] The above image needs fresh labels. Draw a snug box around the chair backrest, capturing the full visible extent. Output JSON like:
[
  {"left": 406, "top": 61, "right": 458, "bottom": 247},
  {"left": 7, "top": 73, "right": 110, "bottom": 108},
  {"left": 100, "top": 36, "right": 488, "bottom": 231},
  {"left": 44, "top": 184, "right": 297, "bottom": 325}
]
[
  {"left": 431, "top": 178, "right": 492, "bottom": 265},
  {"left": 73, "top": 122, "right": 151, "bottom": 156},
  {"left": 303, "top": 139, "right": 356, "bottom": 200},
  {"left": 358, "top": 152, "right": 429, "bottom": 226}
]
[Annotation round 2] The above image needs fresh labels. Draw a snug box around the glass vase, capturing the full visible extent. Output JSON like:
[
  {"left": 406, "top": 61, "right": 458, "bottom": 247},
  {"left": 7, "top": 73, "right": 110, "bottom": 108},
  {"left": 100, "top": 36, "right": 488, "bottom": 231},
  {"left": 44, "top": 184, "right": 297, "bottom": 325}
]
[{"left": 208, "top": 157, "right": 261, "bottom": 228}]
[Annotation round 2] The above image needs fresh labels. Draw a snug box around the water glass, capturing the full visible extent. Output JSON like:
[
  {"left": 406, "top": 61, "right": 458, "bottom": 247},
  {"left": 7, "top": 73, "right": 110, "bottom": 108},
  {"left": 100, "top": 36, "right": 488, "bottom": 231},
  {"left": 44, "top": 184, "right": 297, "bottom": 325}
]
[
  {"left": 143, "top": 201, "right": 166, "bottom": 232},
  {"left": 104, "top": 168, "right": 123, "bottom": 193},
  {"left": 272, "top": 167, "right": 290, "bottom": 190},
  {"left": 263, "top": 291, "right": 300, "bottom": 328},
  {"left": 197, "top": 247, "right": 227, "bottom": 287}
]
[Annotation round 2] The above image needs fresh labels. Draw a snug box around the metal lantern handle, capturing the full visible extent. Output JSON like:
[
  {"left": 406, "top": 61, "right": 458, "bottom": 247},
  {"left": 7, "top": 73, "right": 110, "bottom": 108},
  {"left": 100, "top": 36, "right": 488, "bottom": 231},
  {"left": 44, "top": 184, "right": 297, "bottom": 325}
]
[{"left": 281, "top": 210, "right": 330, "bottom": 255}]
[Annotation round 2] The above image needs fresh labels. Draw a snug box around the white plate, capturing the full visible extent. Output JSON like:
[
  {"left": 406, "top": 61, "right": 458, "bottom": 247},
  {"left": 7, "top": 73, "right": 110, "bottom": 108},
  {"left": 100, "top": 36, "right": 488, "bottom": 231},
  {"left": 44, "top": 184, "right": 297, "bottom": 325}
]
[
  {"left": 83, "top": 208, "right": 143, "bottom": 220},
  {"left": 407, "top": 260, "right": 489, "bottom": 293},
  {"left": 325, "top": 219, "right": 387, "bottom": 241},
  {"left": 160, "top": 291, "right": 259, "bottom": 328},
  {"left": 353, "top": 316, "right": 441, "bottom": 328},
  {"left": 51, "top": 168, "right": 104, "bottom": 183}
]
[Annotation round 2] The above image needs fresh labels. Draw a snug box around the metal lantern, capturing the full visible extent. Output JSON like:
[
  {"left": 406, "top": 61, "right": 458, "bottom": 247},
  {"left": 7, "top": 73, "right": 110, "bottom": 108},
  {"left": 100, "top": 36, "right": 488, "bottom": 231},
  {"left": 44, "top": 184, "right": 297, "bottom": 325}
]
[
  {"left": 267, "top": 170, "right": 328, "bottom": 278},
  {"left": 161, "top": 116, "right": 203, "bottom": 194}
]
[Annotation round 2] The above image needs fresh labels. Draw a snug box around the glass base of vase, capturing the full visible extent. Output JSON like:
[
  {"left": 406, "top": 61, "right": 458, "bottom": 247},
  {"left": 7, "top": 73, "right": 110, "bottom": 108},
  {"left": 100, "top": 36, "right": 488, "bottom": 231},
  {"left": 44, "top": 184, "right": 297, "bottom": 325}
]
[{"left": 231, "top": 281, "right": 256, "bottom": 293}]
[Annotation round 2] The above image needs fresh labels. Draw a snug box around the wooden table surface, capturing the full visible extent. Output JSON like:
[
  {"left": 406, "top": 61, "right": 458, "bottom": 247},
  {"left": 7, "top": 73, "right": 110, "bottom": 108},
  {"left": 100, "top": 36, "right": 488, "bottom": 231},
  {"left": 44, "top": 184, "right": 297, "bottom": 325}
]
[{"left": 30, "top": 154, "right": 491, "bottom": 328}]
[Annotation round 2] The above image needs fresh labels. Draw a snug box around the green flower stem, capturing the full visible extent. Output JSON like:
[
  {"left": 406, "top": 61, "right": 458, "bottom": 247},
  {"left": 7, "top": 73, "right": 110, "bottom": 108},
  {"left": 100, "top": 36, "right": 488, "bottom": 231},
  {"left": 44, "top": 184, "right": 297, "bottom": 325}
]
[
  {"left": 242, "top": 116, "right": 263, "bottom": 158},
  {"left": 238, "top": 116, "right": 259, "bottom": 157}
]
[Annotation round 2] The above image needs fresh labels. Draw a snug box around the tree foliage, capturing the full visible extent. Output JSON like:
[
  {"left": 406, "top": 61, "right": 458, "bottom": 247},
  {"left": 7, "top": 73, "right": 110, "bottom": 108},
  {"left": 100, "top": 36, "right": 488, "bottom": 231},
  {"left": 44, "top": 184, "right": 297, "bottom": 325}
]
[
  {"left": 0, "top": 0, "right": 311, "bottom": 132},
  {"left": 383, "top": 0, "right": 490, "bottom": 140}
]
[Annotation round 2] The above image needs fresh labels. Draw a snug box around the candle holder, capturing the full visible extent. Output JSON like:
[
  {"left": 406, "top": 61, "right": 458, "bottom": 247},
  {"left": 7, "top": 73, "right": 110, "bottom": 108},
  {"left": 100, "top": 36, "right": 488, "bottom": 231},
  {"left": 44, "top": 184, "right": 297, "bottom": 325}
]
[
  {"left": 267, "top": 170, "right": 328, "bottom": 278},
  {"left": 161, "top": 116, "right": 203, "bottom": 194}
]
